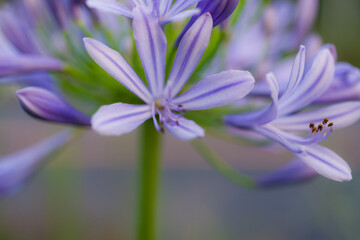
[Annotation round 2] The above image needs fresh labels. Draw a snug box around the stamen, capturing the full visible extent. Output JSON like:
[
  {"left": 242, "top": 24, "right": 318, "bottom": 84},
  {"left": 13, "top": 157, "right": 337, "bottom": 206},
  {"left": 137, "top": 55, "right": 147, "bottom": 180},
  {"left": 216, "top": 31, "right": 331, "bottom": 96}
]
[
  {"left": 318, "top": 124, "right": 323, "bottom": 131},
  {"left": 328, "top": 122, "right": 334, "bottom": 127},
  {"left": 322, "top": 118, "right": 329, "bottom": 124},
  {"left": 309, "top": 122, "right": 315, "bottom": 128}
]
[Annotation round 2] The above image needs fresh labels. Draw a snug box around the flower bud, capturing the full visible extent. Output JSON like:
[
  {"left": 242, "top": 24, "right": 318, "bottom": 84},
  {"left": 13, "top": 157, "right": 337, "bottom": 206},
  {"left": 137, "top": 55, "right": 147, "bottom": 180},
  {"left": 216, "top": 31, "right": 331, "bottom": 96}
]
[{"left": 16, "top": 87, "right": 91, "bottom": 126}]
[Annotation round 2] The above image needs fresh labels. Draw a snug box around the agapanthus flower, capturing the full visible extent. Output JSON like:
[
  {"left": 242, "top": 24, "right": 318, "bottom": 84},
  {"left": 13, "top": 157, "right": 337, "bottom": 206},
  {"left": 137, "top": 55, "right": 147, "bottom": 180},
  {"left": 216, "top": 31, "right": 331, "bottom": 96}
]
[
  {"left": 86, "top": 0, "right": 201, "bottom": 24},
  {"left": 226, "top": 46, "right": 360, "bottom": 181},
  {"left": 84, "top": 7, "right": 254, "bottom": 140}
]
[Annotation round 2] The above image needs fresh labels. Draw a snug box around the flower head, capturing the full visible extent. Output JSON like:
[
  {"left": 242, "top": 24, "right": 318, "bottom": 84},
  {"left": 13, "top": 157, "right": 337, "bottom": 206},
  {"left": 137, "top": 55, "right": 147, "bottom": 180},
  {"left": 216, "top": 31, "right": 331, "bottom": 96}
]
[
  {"left": 86, "top": 0, "right": 201, "bottom": 24},
  {"left": 85, "top": 7, "right": 254, "bottom": 140},
  {"left": 226, "top": 46, "right": 360, "bottom": 181}
]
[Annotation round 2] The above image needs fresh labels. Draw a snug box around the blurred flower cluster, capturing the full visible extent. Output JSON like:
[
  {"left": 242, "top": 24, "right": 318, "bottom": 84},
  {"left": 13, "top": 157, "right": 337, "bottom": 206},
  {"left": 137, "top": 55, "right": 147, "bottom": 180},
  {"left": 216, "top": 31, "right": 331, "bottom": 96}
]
[{"left": 0, "top": 0, "right": 359, "bottom": 195}]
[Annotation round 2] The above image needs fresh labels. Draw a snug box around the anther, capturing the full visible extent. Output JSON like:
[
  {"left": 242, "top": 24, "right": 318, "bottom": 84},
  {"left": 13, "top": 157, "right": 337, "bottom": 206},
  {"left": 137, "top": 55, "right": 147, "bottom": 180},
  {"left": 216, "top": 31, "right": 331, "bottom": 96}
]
[
  {"left": 318, "top": 124, "right": 323, "bottom": 131},
  {"left": 178, "top": 104, "right": 183, "bottom": 108},
  {"left": 328, "top": 122, "right": 334, "bottom": 127},
  {"left": 322, "top": 118, "right": 329, "bottom": 124},
  {"left": 312, "top": 127, "right": 317, "bottom": 133},
  {"left": 176, "top": 121, "right": 179, "bottom": 126},
  {"left": 309, "top": 122, "right": 315, "bottom": 128}
]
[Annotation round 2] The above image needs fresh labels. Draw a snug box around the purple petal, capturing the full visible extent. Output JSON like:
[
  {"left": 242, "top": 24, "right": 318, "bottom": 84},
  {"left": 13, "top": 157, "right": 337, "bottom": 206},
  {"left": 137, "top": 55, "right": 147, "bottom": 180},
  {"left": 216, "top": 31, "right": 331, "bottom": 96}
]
[
  {"left": 0, "top": 55, "right": 64, "bottom": 77},
  {"left": 86, "top": 0, "right": 133, "bottom": 18},
  {"left": 165, "top": 13, "right": 213, "bottom": 97},
  {"left": 281, "top": 45, "right": 306, "bottom": 99},
  {"left": 162, "top": 8, "right": 201, "bottom": 24},
  {"left": 296, "top": 144, "right": 352, "bottom": 182},
  {"left": 16, "top": 87, "right": 91, "bottom": 126},
  {"left": 164, "top": 117, "right": 204, "bottom": 141},
  {"left": 279, "top": 48, "right": 335, "bottom": 115},
  {"left": 172, "top": 70, "right": 254, "bottom": 110},
  {"left": 83, "top": 38, "right": 152, "bottom": 103},
  {"left": 92, "top": 103, "right": 152, "bottom": 136},
  {"left": 257, "top": 159, "right": 317, "bottom": 188},
  {"left": 166, "top": 0, "right": 201, "bottom": 18},
  {"left": 225, "top": 73, "right": 279, "bottom": 127},
  {"left": 273, "top": 101, "right": 360, "bottom": 131},
  {"left": 295, "top": 0, "right": 319, "bottom": 44},
  {"left": 316, "top": 62, "right": 360, "bottom": 103},
  {"left": 0, "top": 131, "right": 72, "bottom": 196},
  {"left": 132, "top": 6, "right": 166, "bottom": 98}
]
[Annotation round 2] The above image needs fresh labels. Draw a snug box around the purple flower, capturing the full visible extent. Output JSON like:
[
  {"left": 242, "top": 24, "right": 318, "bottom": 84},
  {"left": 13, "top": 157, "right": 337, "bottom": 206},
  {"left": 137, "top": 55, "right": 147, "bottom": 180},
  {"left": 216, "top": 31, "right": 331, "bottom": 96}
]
[
  {"left": 226, "top": 46, "right": 360, "bottom": 181},
  {"left": 0, "top": 131, "right": 71, "bottom": 196},
  {"left": 84, "top": 7, "right": 254, "bottom": 140},
  {"left": 86, "top": 0, "right": 201, "bottom": 24},
  {"left": 16, "top": 87, "right": 91, "bottom": 126}
]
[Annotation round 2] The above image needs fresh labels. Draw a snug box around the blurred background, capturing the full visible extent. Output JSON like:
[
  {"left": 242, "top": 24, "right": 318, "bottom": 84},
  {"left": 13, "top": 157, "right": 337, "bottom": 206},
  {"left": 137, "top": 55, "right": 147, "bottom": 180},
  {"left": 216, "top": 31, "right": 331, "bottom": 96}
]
[{"left": 0, "top": 0, "right": 360, "bottom": 239}]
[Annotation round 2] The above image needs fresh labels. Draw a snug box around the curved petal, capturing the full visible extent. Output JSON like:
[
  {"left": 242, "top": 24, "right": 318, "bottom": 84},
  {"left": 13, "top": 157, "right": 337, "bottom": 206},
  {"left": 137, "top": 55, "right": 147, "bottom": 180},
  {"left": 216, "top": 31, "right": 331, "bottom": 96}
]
[
  {"left": 83, "top": 38, "right": 152, "bottom": 103},
  {"left": 279, "top": 48, "right": 335, "bottom": 115},
  {"left": 166, "top": 0, "right": 200, "bottom": 17},
  {"left": 273, "top": 101, "right": 360, "bottom": 131},
  {"left": 0, "top": 131, "right": 71, "bottom": 196},
  {"left": 164, "top": 117, "right": 204, "bottom": 141},
  {"left": 132, "top": 6, "right": 166, "bottom": 97},
  {"left": 0, "top": 55, "right": 63, "bottom": 77},
  {"left": 86, "top": 0, "right": 133, "bottom": 18},
  {"left": 16, "top": 87, "right": 91, "bottom": 126},
  {"left": 296, "top": 144, "right": 352, "bottom": 182},
  {"left": 225, "top": 73, "right": 279, "bottom": 127},
  {"left": 92, "top": 103, "right": 152, "bottom": 136},
  {"left": 162, "top": 8, "right": 200, "bottom": 24},
  {"left": 281, "top": 45, "right": 306, "bottom": 99},
  {"left": 172, "top": 70, "right": 254, "bottom": 110},
  {"left": 257, "top": 159, "right": 317, "bottom": 188},
  {"left": 165, "top": 13, "right": 213, "bottom": 97}
]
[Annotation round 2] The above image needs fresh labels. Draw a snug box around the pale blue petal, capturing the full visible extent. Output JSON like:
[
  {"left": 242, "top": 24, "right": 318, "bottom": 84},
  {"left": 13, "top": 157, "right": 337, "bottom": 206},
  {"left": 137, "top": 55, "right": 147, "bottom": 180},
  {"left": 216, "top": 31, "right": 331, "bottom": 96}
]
[
  {"left": 161, "top": 8, "right": 200, "bottom": 24},
  {"left": 86, "top": 0, "right": 133, "bottom": 18},
  {"left": 166, "top": 0, "right": 200, "bottom": 18},
  {"left": 172, "top": 70, "right": 254, "bottom": 110},
  {"left": 92, "top": 103, "right": 152, "bottom": 136},
  {"left": 0, "top": 131, "right": 71, "bottom": 196},
  {"left": 281, "top": 45, "right": 306, "bottom": 99},
  {"left": 296, "top": 144, "right": 352, "bottom": 182},
  {"left": 164, "top": 117, "right": 204, "bottom": 141},
  {"left": 16, "top": 87, "right": 91, "bottom": 126},
  {"left": 279, "top": 48, "right": 335, "bottom": 115},
  {"left": 225, "top": 73, "right": 279, "bottom": 127},
  {"left": 165, "top": 13, "right": 213, "bottom": 97},
  {"left": 273, "top": 101, "right": 360, "bottom": 131},
  {"left": 0, "top": 55, "right": 63, "bottom": 77},
  {"left": 83, "top": 38, "right": 152, "bottom": 103},
  {"left": 132, "top": 6, "right": 166, "bottom": 98}
]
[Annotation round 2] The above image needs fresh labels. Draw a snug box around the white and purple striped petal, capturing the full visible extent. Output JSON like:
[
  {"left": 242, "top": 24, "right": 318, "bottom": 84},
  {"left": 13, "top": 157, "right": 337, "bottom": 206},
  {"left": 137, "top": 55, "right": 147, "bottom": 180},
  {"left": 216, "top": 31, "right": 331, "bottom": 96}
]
[
  {"left": 0, "top": 131, "right": 72, "bottom": 196},
  {"left": 132, "top": 6, "right": 166, "bottom": 98},
  {"left": 163, "top": 117, "right": 204, "bottom": 141},
  {"left": 172, "top": 70, "right": 254, "bottom": 110},
  {"left": 273, "top": 101, "right": 360, "bottom": 131},
  {"left": 165, "top": 13, "right": 213, "bottom": 97},
  {"left": 86, "top": 0, "right": 133, "bottom": 18},
  {"left": 278, "top": 48, "right": 335, "bottom": 115},
  {"left": 296, "top": 144, "right": 352, "bottom": 182},
  {"left": 84, "top": 38, "right": 152, "bottom": 103},
  {"left": 92, "top": 103, "right": 152, "bottom": 136},
  {"left": 16, "top": 87, "right": 91, "bottom": 126},
  {"left": 0, "top": 55, "right": 64, "bottom": 77},
  {"left": 225, "top": 73, "right": 279, "bottom": 127}
]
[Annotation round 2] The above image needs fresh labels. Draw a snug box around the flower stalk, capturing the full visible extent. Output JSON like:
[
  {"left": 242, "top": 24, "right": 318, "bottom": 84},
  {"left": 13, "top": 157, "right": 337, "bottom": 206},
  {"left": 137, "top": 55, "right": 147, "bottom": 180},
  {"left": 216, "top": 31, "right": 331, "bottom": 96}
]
[{"left": 137, "top": 120, "right": 163, "bottom": 240}]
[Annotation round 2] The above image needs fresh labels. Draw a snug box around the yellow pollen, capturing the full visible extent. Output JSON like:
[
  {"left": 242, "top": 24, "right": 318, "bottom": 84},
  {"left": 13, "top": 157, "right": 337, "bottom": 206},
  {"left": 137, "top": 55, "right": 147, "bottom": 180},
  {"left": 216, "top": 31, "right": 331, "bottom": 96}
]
[{"left": 155, "top": 99, "right": 164, "bottom": 110}]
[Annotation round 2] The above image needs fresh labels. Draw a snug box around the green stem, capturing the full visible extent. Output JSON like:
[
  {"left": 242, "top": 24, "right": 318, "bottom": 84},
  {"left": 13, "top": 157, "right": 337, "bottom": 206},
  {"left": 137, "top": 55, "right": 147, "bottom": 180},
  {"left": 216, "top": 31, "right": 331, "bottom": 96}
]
[
  {"left": 192, "top": 139, "right": 256, "bottom": 188},
  {"left": 137, "top": 120, "right": 163, "bottom": 240}
]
